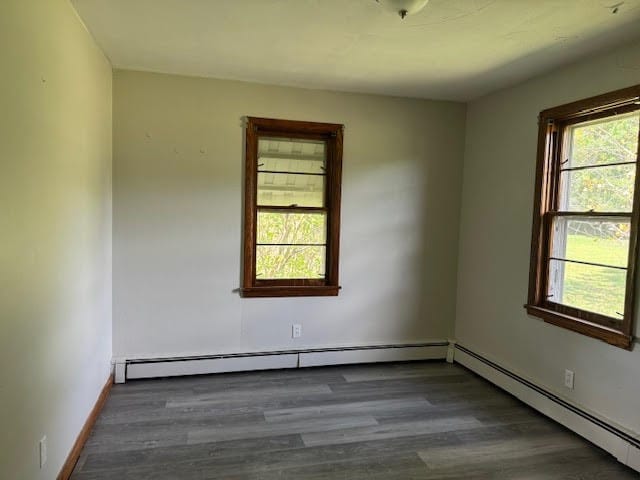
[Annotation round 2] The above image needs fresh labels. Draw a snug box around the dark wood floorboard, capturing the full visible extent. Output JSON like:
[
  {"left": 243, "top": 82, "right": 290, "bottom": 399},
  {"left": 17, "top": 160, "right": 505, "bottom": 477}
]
[{"left": 70, "top": 361, "right": 638, "bottom": 479}]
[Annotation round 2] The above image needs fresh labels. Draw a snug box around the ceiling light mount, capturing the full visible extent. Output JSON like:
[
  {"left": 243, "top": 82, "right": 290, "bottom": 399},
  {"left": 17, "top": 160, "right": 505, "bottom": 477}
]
[{"left": 376, "top": 0, "right": 430, "bottom": 19}]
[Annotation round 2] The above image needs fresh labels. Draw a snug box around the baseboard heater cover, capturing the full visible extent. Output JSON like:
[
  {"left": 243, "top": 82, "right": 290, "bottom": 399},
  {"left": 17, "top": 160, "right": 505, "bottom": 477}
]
[
  {"left": 454, "top": 343, "right": 640, "bottom": 472},
  {"left": 123, "top": 342, "right": 449, "bottom": 380},
  {"left": 299, "top": 344, "right": 446, "bottom": 367}
]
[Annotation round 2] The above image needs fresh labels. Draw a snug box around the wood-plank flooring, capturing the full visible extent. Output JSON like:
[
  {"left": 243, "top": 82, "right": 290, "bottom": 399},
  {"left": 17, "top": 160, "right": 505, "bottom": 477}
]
[{"left": 71, "top": 361, "right": 637, "bottom": 479}]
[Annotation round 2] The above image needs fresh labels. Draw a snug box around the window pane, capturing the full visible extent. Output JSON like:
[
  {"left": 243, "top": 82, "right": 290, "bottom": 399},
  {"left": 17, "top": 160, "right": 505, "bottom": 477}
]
[
  {"left": 257, "top": 211, "right": 326, "bottom": 245},
  {"left": 257, "top": 172, "right": 324, "bottom": 207},
  {"left": 258, "top": 137, "right": 326, "bottom": 174},
  {"left": 559, "top": 163, "right": 635, "bottom": 212},
  {"left": 256, "top": 245, "right": 326, "bottom": 279},
  {"left": 551, "top": 217, "right": 630, "bottom": 268},
  {"left": 547, "top": 259, "right": 626, "bottom": 319},
  {"left": 566, "top": 112, "right": 639, "bottom": 168}
]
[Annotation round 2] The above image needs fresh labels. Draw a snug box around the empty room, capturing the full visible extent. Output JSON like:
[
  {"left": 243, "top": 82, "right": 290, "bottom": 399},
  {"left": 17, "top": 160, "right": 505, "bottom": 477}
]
[{"left": 3, "top": 0, "right": 640, "bottom": 478}]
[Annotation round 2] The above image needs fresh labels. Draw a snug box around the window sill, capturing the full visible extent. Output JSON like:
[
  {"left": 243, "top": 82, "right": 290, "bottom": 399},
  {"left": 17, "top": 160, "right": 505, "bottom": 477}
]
[
  {"left": 524, "top": 304, "right": 633, "bottom": 350},
  {"left": 241, "top": 285, "right": 340, "bottom": 298}
]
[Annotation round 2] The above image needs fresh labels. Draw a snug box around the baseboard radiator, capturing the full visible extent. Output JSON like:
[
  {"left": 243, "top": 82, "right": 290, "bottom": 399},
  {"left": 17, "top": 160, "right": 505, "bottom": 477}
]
[
  {"left": 115, "top": 341, "right": 449, "bottom": 382},
  {"left": 453, "top": 343, "right": 640, "bottom": 473}
]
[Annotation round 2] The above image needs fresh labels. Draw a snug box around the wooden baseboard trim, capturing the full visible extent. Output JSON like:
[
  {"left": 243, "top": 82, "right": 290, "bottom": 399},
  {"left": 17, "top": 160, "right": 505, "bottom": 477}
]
[{"left": 57, "top": 374, "right": 113, "bottom": 480}]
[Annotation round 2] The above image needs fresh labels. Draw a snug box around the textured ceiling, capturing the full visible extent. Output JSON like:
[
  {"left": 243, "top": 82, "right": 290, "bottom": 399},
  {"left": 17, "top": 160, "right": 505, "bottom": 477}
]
[{"left": 71, "top": 0, "right": 640, "bottom": 100}]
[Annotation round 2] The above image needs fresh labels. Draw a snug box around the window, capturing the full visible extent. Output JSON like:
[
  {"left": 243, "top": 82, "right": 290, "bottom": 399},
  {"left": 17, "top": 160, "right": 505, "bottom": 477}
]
[
  {"left": 241, "top": 117, "right": 343, "bottom": 297},
  {"left": 526, "top": 85, "right": 640, "bottom": 349}
]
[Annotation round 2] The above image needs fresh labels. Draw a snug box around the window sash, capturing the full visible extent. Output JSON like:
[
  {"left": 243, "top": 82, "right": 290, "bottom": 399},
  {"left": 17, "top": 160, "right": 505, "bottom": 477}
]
[
  {"left": 540, "top": 148, "right": 637, "bottom": 327},
  {"left": 255, "top": 164, "right": 329, "bottom": 281}
]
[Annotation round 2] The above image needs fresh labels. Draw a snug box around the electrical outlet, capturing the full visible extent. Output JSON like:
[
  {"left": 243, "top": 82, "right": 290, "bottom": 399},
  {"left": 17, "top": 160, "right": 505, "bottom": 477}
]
[
  {"left": 39, "top": 436, "right": 47, "bottom": 469},
  {"left": 564, "top": 369, "right": 575, "bottom": 389},
  {"left": 292, "top": 324, "right": 302, "bottom": 338}
]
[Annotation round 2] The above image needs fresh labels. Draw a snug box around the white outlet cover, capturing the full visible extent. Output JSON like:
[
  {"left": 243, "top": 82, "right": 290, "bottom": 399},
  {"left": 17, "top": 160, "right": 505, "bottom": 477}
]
[
  {"left": 292, "top": 324, "right": 302, "bottom": 338},
  {"left": 564, "top": 369, "right": 575, "bottom": 389},
  {"left": 39, "top": 436, "right": 47, "bottom": 468}
]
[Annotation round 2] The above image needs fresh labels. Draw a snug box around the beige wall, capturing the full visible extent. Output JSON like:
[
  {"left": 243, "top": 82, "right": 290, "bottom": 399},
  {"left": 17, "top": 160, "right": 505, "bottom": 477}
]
[
  {"left": 0, "top": 1, "right": 112, "bottom": 479},
  {"left": 456, "top": 39, "right": 640, "bottom": 436},
  {"left": 112, "top": 70, "right": 466, "bottom": 359}
]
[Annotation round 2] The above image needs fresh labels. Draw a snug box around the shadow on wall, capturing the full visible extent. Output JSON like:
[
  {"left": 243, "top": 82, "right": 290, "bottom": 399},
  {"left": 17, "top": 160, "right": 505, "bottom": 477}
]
[{"left": 340, "top": 152, "right": 455, "bottom": 342}]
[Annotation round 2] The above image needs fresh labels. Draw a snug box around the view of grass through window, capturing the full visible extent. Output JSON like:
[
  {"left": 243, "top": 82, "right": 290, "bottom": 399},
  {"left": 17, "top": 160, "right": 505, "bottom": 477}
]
[
  {"left": 549, "top": 111, "right": 639, "bottom": 318},
  {"left": 560, "top": 230, "right": 627, "bottom": 318}
]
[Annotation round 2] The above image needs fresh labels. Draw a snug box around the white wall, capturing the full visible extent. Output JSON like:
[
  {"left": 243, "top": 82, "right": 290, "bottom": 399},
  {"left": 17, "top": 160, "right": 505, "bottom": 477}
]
[
  {"left": 456, "top": 39, "right": 640, "bottom": 437},
  {"left": 112, "top": 70, "right": 466, "bottom": 360},
  {"left": 0, "top": 1, "right": 112, "bottom": 478}
]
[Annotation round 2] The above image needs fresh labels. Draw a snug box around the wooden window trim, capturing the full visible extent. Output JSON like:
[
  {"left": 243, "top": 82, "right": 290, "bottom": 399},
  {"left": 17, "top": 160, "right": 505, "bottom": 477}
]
[
  {"left": 525, "top": 85, "right": 640, "bottom": 350},
  {"left": 241, "top": 117, "right": 343, "bottom": 298}
]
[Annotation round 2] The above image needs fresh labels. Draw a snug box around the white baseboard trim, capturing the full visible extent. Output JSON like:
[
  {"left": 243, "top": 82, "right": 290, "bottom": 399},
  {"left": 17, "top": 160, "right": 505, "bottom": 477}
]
[
  {"left": 114, "top": 361, "right": 126, "bottom": 383},
  {"left": 120, "top": 341, "right": 449, "bottom": 382},
  {"left": 628, "top": 445, "right": 640, "bottom": 471},
  {"left": 454, "top": 343, "right": 640, "bottom": 473}
]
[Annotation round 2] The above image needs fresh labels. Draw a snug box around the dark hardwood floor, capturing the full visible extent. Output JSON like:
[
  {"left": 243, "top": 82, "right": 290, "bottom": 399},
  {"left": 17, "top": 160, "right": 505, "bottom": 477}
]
[{"left": 71, "top": 361, "right": 637, "bottom": 479}]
